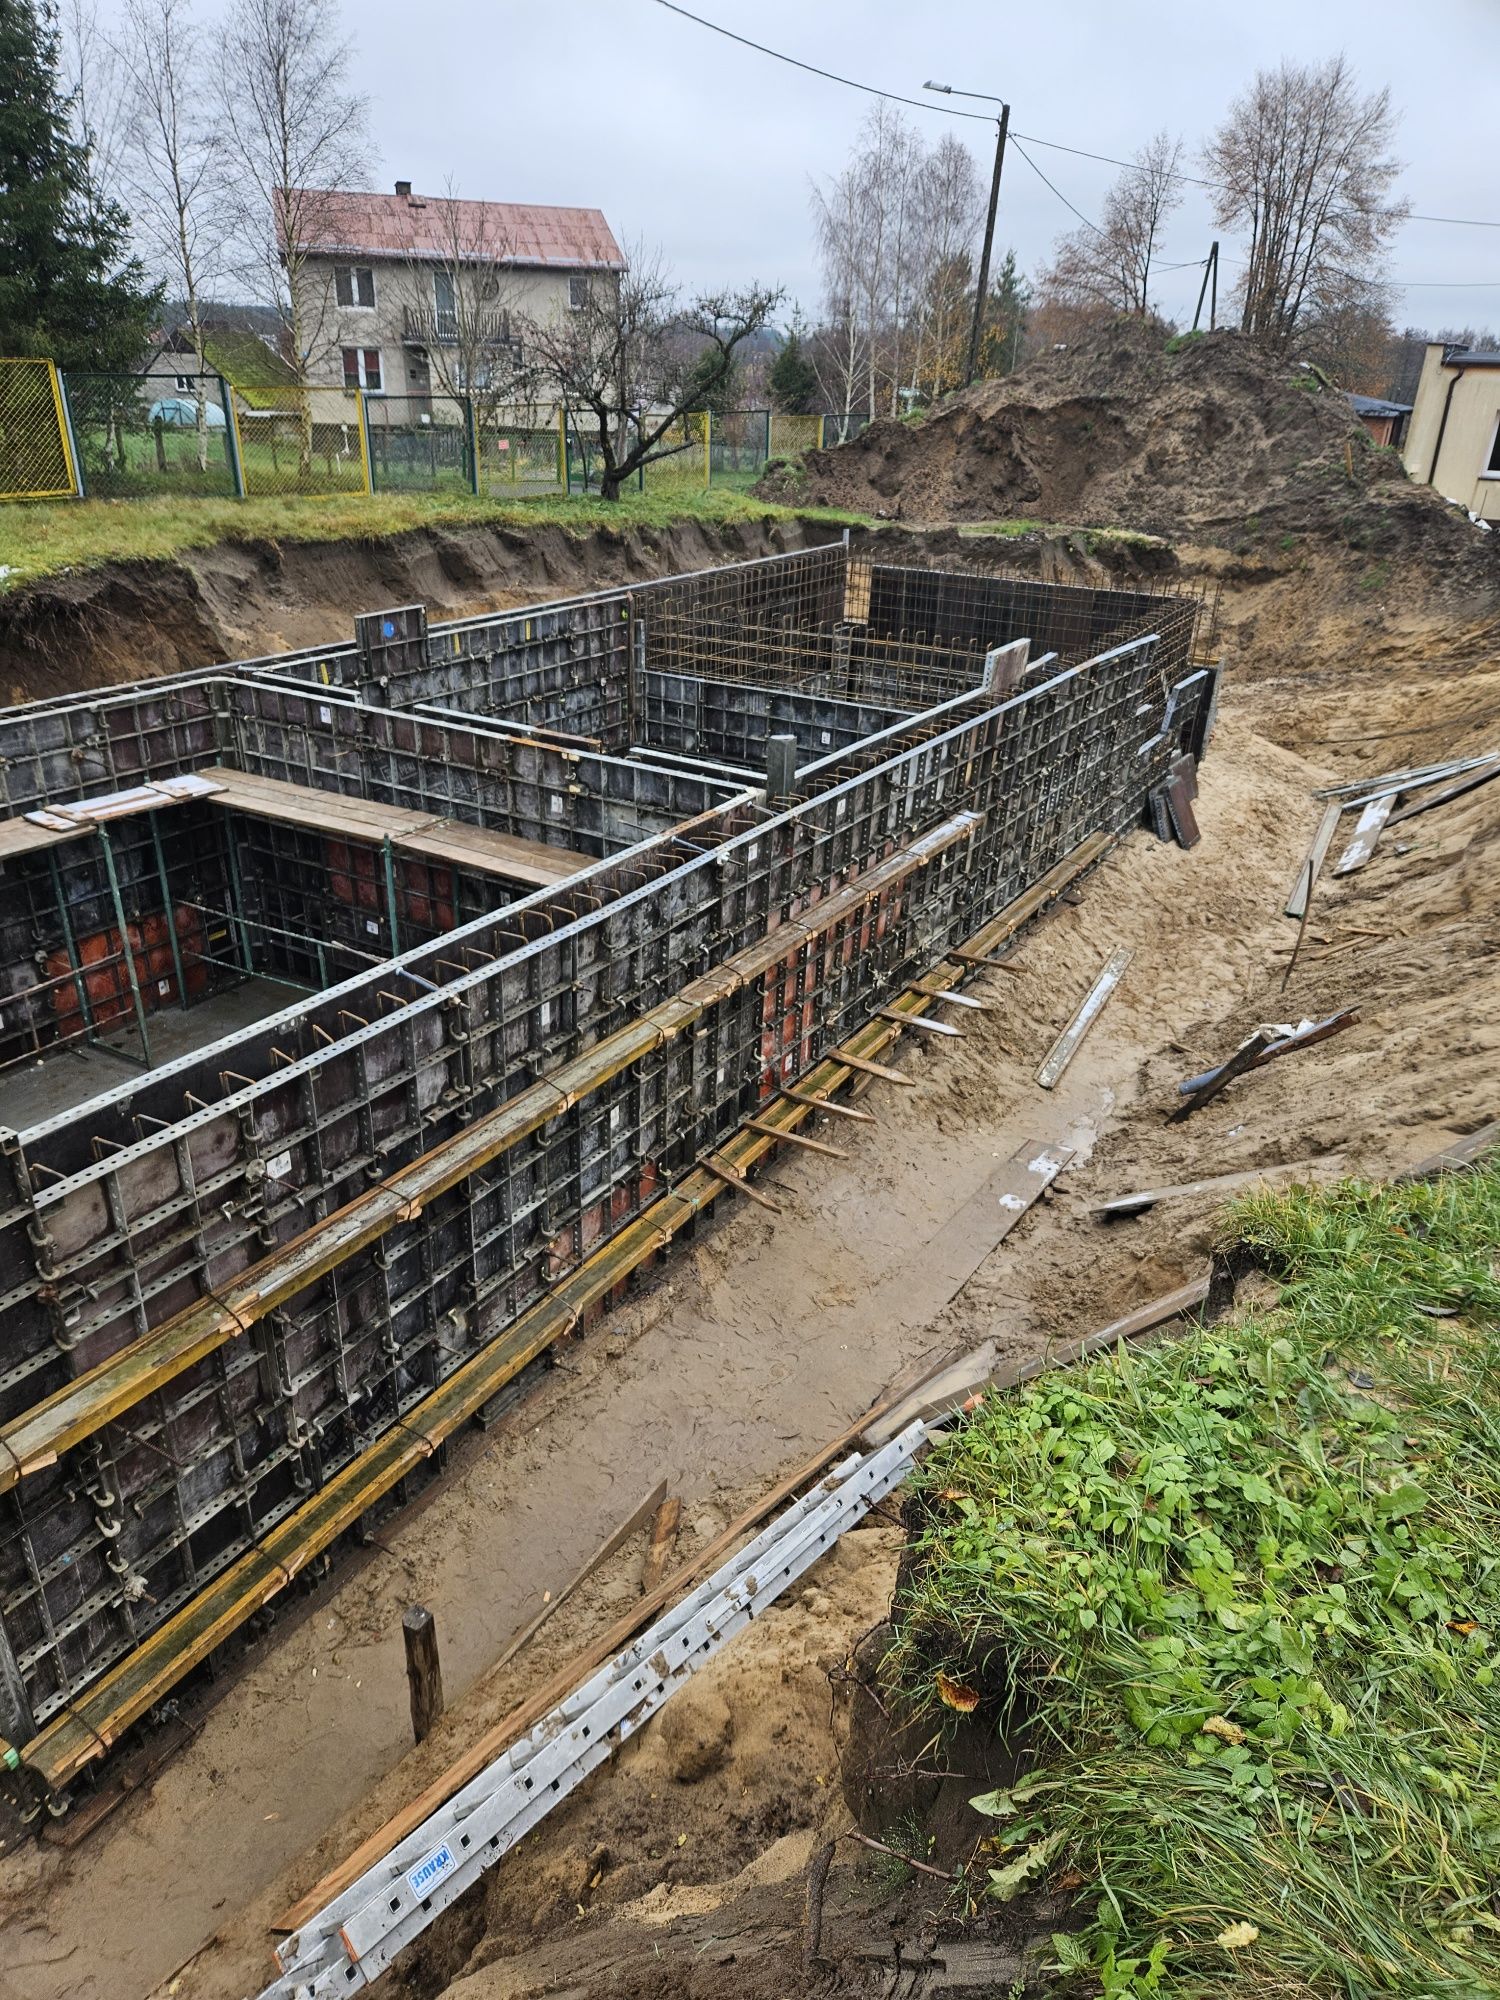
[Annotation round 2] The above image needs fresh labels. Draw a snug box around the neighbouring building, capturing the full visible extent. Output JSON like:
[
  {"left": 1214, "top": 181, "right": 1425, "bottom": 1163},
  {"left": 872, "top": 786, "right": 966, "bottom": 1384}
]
[
  {"left": 278, "top": 182, "right": 627, "bottom": 406},
  {"left": 1403, "top": 344, "right": 1500, "bottom": 521},
  {"left": 1348, "top": 391, "right": 1411, "bottom": 451}
]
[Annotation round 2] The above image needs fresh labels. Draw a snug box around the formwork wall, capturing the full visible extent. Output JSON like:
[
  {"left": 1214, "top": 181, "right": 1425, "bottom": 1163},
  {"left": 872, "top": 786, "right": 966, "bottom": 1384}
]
[{"left": 0, "top": 545, "right": 1217, "bottom": 1787}]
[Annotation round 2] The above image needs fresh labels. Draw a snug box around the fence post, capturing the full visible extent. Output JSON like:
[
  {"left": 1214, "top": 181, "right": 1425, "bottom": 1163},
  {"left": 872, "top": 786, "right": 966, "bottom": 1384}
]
[
  {"left": 54, "top": 367, "right": 85, "bottom": 499},
  {"left": 556, "top": 405, "right": 567, "bottom": 490},
  {"left": 464, "top": 396, "right": 480, "bottom": 496},
  {"left": 357, "top": 391, "right": 374, "bottom": 495},
  {"left": 218, "top": 377, "right": 246, "bottom": 498},
  {"left": 818, "top": 414, "right": 826, "bottom": 450},
  {"left": 703, "top": 411, "right": 711, "bottom": 488}
]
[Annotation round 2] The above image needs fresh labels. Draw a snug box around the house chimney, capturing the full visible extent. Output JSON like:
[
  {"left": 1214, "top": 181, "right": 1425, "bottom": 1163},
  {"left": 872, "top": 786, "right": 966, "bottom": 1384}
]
[{"left": 395, "top": 179, "right": 412, "bottom": 199}]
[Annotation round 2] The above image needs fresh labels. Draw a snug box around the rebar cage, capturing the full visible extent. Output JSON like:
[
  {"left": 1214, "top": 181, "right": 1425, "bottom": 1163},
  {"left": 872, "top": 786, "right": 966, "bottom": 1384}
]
[{"left": 0, "top": 541, "right": 1217, "bottom": 1802}]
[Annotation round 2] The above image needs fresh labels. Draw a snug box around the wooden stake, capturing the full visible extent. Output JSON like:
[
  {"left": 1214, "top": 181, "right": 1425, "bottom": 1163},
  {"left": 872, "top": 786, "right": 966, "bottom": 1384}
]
[
  {"left": 744, "top": 1117, "right": 847, "bottom": 1158},
  {"left": 779, "top": 1087, "right": 875, "bottom": 1123},
  {"left": 402, "top": 1605, "right": 443, "bottom": 1745},
  {"left": 832, "top": 1049, "right": 915, "bottom": 1087},
  {"left": 704, "top": 1155, "right": 781, "bottom": 1211},
  {"left": 641, "top": 1495, "right": 682, "bottom": 1596}
]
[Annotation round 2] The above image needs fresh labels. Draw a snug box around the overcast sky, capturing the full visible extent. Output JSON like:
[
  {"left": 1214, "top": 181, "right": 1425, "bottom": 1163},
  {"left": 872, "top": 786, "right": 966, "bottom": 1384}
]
[{"left": 116, "top": 0, "right": 1500, "bottom": 334}]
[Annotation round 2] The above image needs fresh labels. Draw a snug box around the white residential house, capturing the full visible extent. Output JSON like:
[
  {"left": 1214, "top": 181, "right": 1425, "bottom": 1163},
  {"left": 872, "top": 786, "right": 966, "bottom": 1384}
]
[{"left": 277, "top": 181, "right": 626, "bottom": 409}]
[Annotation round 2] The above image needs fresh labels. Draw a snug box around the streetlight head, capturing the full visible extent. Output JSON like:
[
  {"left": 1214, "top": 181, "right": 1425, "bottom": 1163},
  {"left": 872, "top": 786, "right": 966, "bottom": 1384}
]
[{"left": 924, "top": 81, "right": 953, "bottom": 92}]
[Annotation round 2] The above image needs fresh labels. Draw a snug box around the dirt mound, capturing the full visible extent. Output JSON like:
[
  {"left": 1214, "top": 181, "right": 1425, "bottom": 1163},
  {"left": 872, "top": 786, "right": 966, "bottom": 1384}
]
[
  {"left": 762, "top": 323, "right": 1495, "bottom": 566},
  {"left": 0, "top": 514, "right": 832, "bottom": 703}
]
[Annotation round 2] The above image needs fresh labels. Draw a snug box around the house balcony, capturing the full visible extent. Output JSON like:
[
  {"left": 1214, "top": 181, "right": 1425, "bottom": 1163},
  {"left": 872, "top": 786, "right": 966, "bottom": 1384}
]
[{"left": 402, "top": 307, "right": 515, "bottom": 347}]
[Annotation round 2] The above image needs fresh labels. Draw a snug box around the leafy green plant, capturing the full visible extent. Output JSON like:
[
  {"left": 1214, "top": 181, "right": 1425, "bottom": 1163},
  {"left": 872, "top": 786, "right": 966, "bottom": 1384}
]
[
  {"left": 893, "top": 1164, "right": 1500, "bottom": 1998},
  {"left": 1164, "top": 330, "right": 1205, "bottom": 355}
]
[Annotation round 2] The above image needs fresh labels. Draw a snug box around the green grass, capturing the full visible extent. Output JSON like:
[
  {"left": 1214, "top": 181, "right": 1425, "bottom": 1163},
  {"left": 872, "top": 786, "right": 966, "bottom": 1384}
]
[
  {"left": 0, "top": 486, "right": 866, "bottom": 591},
  {"left": 893, "top": 1162, "right": 1500, "bottom": 1999},
  {"left": 955, "top": 520, "right": 1167, "bottom": 549}
]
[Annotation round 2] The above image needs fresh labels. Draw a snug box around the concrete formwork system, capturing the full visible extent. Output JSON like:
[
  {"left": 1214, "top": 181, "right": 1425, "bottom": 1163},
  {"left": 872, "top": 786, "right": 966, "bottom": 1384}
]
[{"left": 0, "top": 542, "right": 1217, "bottom": 1813}]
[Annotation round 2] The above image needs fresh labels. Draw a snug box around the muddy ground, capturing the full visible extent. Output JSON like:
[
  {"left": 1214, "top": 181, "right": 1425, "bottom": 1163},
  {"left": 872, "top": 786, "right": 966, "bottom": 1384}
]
[{"left": 0, "top": 519, "right": 1496, "bottom": 2000}]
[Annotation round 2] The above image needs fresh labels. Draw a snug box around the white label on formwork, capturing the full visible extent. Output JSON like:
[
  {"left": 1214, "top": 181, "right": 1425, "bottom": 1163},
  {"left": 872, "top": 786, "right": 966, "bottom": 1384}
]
[
  {"left": 318, "top": 704, "right": 333, "bottom": 724},
  {"left": 406, "top": 1842, "right": 457, "bottom": 1903},
  {"left": 267, "top": 1150, "right": 292, "bottom": 1180},
  {"left": 366, "top": 919, "right": 379, "bottom": 934},
  {"left": 550, "top": 794, "right": 564, "bottom": 816},
  {"left": 158, "top": 979, "right": 171, "bottom": 996}
]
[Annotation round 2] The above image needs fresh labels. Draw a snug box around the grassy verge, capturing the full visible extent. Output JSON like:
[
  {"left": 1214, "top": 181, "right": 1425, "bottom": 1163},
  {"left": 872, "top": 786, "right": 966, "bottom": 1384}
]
[
  {"left": 0, "top": 487, "right": 866, "bottom": 592},
  {"left": 894, "top": 1164, "right": 1500, "bottom": 1998}
]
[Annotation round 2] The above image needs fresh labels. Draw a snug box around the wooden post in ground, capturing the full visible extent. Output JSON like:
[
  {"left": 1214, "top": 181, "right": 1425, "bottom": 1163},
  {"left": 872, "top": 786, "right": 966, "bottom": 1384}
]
[{"left": 403, "top": 1605, "right": 444, "bottom": 1743}]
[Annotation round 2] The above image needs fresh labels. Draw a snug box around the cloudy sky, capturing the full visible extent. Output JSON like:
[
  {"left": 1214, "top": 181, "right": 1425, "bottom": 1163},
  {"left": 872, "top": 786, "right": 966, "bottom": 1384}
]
[{"left": 114, "top": 0, "right": 1500, "bottom": 334}]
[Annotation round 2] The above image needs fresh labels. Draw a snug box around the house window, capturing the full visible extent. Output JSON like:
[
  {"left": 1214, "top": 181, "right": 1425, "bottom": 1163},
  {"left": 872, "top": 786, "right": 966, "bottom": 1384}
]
[
  {"left": 174, "top": 374, "right": 194, "bottom": 393},
  {"left": 335, "top": 265, "right": 376, "bottom": 309},
  {"left": 1484, "top": 415, "right": 1500, "bottom": 478},
  {"left": 342, "top": 347, "right": 382, "bottom": 392},
  {"left": 568, "top": 275, "right": 590, "bottom": 311}
]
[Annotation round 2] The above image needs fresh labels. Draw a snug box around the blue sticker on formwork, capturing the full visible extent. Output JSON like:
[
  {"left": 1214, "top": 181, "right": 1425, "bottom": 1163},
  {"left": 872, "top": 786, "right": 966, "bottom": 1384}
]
[{"left": 406, "top": 1843, "right": 456, "bottom": 1901}]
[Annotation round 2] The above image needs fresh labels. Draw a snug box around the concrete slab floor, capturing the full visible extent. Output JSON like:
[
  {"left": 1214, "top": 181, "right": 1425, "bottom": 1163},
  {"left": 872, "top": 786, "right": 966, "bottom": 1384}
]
[{"left": 0, "top": 978, "right": 309, "bottom": 1134}]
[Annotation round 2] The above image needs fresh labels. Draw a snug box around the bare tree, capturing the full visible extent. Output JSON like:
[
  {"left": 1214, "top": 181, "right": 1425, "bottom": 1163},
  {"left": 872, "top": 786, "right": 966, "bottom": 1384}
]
[
  {"left": 57, "top": 0, "right": 130, "bottom": 227},
  {"left": 1204, "top": 55, "right": 1406, "bottom": 350},
  {"left": 218, "top": 0, "right": 368, "bottom": 414},
  {"left": 115, "top": 0, "right": 225, "bottom": 469},
  {"left": 518, "top": 248, "right": 780, "bottom": 501},
  {"left": 810, "top": 166, "right": 867, "bottom": 422},
  {"left": 910, "top": 135, "right": 982, "bottom": 399},
  {"left": 397, "top": 180, "right": 527, "bottom": 430},
  {"left": 1039, "top": 132, "right": 1184, "bottom": 321}
]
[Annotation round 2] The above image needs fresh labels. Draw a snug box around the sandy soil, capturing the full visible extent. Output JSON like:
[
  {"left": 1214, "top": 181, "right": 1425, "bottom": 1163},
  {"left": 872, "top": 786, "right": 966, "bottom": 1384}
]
[{"left": 0, "top": 532, "right": 1497, "bottom": 2000}]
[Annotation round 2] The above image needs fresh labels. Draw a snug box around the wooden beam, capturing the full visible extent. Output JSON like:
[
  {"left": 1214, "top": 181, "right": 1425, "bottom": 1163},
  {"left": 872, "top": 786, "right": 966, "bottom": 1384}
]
[
  {"left": 743, "top": 1117, "right": 847, "bottom": 1158},
  {"left": 1037, "top": 947, "right": 1132, "bottom": 1089},
  {"left": 402, "top": 1607, "right": 443, "bottom": 1745}
]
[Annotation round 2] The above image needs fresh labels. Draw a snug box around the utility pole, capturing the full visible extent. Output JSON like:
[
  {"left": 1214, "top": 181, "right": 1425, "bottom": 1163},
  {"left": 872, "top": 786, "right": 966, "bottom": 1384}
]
[
  {"left": 926, "top": 83, "right": 1010, "bottom": 387},
  {"left": 1192, "top": 241, "right": 1220, "bottom": 334}
]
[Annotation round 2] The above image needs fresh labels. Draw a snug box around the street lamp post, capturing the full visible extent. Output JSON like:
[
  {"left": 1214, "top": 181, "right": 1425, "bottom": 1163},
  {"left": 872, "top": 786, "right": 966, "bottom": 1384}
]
[{"left": 925, "top": 82, "right": 1010, "bottom": 387}]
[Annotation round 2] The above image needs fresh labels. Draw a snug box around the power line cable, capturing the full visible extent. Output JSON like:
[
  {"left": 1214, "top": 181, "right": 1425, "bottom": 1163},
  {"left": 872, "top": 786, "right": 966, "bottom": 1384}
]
[
  {"left": 1009, "top": 137, "right": 1101, "bottom": 234},
  {"left": 648, "top": 0, "right": 1500, "bottom": 235}
]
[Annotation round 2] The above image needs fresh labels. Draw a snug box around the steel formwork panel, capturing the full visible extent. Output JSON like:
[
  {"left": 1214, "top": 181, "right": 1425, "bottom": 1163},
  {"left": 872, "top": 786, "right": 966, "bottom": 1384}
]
[{"left": 0, "top": 545, "right": 1220, "bottom": 1770}]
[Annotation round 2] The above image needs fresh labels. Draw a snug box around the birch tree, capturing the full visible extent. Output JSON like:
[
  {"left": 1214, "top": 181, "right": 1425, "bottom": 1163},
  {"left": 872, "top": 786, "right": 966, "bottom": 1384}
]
[
  {"left": 218, "top": 0, "right": 368, "bottom": 421},
  {"left": 116, "top": 0, "right": 224, "bottom": 468},
  {"left": 1039, "top": 131, "right": 1184, "bottom": 320}
]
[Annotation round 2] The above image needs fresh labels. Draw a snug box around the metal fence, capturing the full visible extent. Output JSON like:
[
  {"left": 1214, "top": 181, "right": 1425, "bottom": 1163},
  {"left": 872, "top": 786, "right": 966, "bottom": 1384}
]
[{"left": 0, "top": 355, "right": 854, "bottom": 506}]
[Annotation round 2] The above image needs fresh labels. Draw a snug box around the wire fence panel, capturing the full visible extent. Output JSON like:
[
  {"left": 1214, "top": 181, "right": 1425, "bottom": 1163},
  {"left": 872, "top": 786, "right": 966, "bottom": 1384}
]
[
  {"left": 64, "top": 372, "right": 238, "bottom": 499},
  {"left": 707, "top": 409, "right": 770, "bottom": 489},
  {"left": 364, "top": 393, "right": 472, "bottom": 495},
  {"left": 0, "top": 359, "right": 78, "bottom": 501},
  {"left": 228, "top": 386, "right": 369, "bottom": 498},
  {"left": 769, "top": 411, "right": 822, "bottom": 459},
  {"left": 474, "top": 408, "right": 565, "bottom": 496}
]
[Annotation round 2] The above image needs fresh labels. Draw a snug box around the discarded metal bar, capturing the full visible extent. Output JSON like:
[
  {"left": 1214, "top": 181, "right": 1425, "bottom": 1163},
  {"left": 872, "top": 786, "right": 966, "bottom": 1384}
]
[
  {"left": 1037, "top": 947, "right": 1132, "bottom": 1089},
  {"left": 1175, "top": 1010, "right": 1360, "bottom": 1100},
  {"left": 1171, "top": 1026, "right": 1277, "bottom": 1123},
  {"left": 1386, "top": 756, "right": 1500, "bottom": 826},
  {"left": 1095, "top": 1158, "right": 1339, "bottom": 1218}
]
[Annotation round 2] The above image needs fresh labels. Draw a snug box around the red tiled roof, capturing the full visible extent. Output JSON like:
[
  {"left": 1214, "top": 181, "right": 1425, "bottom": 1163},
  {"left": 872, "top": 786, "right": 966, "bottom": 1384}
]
[{"left": 279, "top": 189, "right": 626, "bottom": 271}]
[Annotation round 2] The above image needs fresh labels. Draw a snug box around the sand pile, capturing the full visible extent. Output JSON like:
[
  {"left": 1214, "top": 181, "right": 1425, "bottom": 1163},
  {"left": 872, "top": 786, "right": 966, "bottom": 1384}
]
[{"left": 761, "top": 323, "right": 1488, "bottom": 562}]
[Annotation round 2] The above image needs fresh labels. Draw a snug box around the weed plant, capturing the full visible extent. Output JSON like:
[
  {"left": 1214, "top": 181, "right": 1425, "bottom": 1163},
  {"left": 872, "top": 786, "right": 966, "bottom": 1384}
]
[{"left": 894, "top": 1168, "right": 1500, "bottom": 1997}]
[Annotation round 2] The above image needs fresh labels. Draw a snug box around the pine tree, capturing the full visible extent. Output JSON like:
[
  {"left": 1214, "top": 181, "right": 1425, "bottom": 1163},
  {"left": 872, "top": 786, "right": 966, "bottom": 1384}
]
[
  {"left": 768, "top": 327, "right": 819, "bottom": 413},
  {"left": 0, "top": 0, "right": 161, "bottom": 370},
  {"left": 976, "top": 251, "right": 1032, "bottom": 378}
]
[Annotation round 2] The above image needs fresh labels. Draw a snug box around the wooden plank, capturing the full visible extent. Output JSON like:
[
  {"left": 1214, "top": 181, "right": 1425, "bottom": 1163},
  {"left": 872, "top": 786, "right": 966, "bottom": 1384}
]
[
  {"left": 1396, "top": 1119, "right": 1500, "bottom": 1183},
  {"left": 865, "top": 1274, "right": 1213, "bottom": 1445},
  {"left": 1285, "top": 801, "right": 1343, "bottom": 919},
  {"left": 490, "top": 1480, "right": 667, "bottom": 1674},
  {"left": 1095, "top": 1158, "right": 1339, "bottom": 1218},
  {"left": 641, "top": 1496, "right": 682, "bottom": 1597},
  {"left": 914, "top": 1140, "right": 1074, "bottom": 1305},
  {"left": 1037, "top": 948, "right": 1132, "bottom": 1089},
  {"left": 1386, "top": 758, "right": 1500, "bottom": 827},
  {"left": 1333, "top": 795, "right": 1393, "bottom": 875},
  {"left": 275, "top": 1356, "right": 965, "bottom": 1935},
  {"left": 396, "top": 820, "right": 591, "bottom": 890}
]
